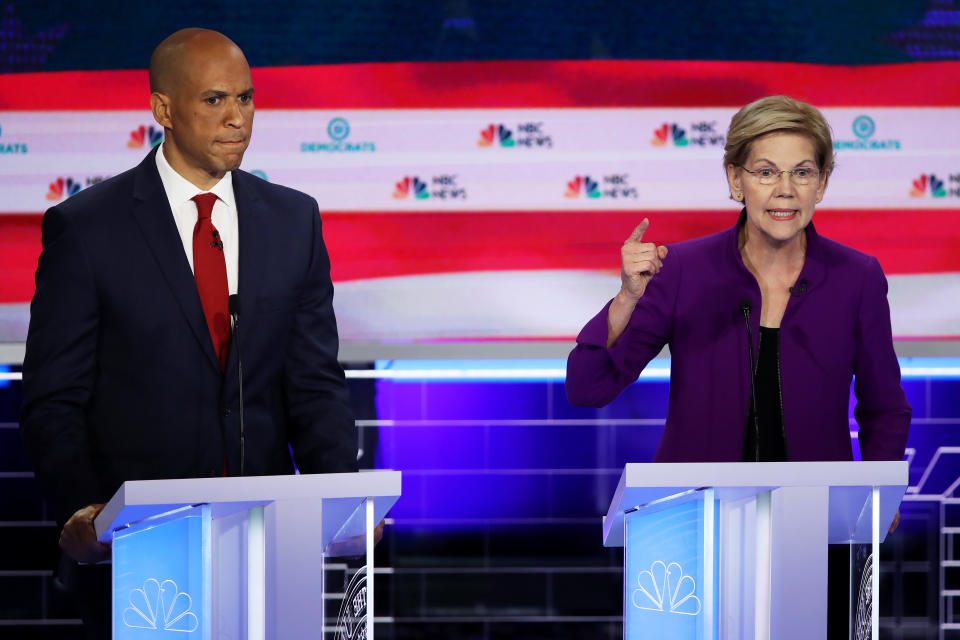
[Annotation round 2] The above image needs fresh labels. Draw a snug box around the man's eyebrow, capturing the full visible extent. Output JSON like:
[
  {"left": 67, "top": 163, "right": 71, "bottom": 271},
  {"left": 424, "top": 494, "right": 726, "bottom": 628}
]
[{"left": 201, "top": 88, "right": 254, "bottom": 97}]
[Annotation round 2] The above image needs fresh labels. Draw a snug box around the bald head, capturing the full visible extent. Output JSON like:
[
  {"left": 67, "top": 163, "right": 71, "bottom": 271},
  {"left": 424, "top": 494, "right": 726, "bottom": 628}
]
[
  {"left": 148, "top": 28, "right": 254, "bottom": 189},
  {"left": 149, "top": 28, "right": 247, "bottom": 96}
]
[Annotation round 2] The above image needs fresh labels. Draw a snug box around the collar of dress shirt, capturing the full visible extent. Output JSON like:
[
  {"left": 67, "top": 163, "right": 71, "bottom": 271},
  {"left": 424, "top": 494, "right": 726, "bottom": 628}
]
[{"left": 154, "top": 142, "right": 236, "bottom": 211}]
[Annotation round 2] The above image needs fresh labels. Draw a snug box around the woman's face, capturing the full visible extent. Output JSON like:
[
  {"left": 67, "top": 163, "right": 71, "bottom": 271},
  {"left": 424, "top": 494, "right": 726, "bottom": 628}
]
[{"left": 726, "top": 131, "right": 826, "bottom": 247}]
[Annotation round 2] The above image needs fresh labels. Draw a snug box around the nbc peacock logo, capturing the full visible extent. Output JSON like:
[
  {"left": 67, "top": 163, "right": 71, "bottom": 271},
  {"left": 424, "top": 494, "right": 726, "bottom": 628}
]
[
  {"left": 632, "top": 560, "right": 702, "bottom": 616},
  {"left": 651, "top": 123, "right": 688, "bottom": 147},
  {"left": 910, "top": 174, "right": 947, "bottom": 198},
  {"left": 564, "top": 175, "right": 601, "bottom": 199},
  {"left": 393, "top": 176, "right": 430, "bottom": 200},
  {"left": 46, "top": 177, "right": 82, "bottom": 201},
  {"left": 128, "top": 125, "right": 164, "bottom": 149},
  {"left": 478, "top": 124, "right": 515, "bottom": 148},
  {"left": 123, "top": 578, "right": 199, "bottom": 632}
]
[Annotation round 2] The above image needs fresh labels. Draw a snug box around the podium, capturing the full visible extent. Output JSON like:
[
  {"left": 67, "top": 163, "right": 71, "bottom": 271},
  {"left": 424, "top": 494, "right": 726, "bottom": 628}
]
[
  {"left": 603, "top": 462, "right": 907, "bottom": 640},
  {"left": 94, "top": 471, "right": 401, "bottom": 640}
]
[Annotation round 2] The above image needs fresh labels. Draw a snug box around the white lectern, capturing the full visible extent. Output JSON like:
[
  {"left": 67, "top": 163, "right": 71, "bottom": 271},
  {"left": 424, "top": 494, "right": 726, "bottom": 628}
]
[
  {"left": 603, "top": 462, "right": 907, "bottom": 640},
  {"left": 94, "top": 471, "right": 401, "bottom": 640}
]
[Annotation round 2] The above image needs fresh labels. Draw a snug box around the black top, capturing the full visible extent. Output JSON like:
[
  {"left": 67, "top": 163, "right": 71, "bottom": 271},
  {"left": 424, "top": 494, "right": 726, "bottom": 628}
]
[{"left": 743, "top": 326, "right": 789, "bottom": 462}]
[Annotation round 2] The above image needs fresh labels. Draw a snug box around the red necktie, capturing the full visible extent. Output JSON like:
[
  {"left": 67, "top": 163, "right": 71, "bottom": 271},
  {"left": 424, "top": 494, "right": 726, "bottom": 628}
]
[{"left": 191, "top": 193, "right": 230, "bottom": 371}]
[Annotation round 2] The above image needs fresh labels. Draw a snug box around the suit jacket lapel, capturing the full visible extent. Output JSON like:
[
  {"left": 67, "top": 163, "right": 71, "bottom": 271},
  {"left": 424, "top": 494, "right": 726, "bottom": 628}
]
[
  {"left": 226, "top": 171, "right": 267, "bottom": 374},
  {"left": 130, "top": 148, "right": 221, "bottom": 372},
  {"left": 234, "top": 171, "right": 267, "bottom": 312}
]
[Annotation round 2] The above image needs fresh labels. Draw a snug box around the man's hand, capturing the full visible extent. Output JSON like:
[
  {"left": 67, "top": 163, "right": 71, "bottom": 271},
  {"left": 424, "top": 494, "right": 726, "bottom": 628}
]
[
  {"left": 60, "top": 503, "right": 110, "bottom": 564},
  {"left": 620, "top": 218, "right": 669, "bottom": 302}
]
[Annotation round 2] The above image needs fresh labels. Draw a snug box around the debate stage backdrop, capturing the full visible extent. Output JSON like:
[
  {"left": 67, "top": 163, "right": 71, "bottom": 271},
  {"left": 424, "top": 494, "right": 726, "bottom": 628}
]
[
  {"left": 1, "top": 62, "right": 959, "bottom": 343},
  {"left": 1, "top": 2, "right": 960, "bottom": 639}
]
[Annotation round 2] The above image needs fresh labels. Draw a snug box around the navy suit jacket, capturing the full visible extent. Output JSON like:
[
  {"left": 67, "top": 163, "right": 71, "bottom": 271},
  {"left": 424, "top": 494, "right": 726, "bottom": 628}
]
[{"left": 20, "top": 148, "right": 357, "bottom": 526}]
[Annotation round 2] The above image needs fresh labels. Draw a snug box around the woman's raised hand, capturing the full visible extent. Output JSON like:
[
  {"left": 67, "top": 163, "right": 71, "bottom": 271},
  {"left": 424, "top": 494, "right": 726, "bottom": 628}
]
[{"left": 620, "top": 218, "right": 669, "bottom": 301}]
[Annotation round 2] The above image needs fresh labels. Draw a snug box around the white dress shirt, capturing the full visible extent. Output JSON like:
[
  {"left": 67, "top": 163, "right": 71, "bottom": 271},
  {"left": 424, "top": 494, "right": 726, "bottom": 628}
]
[{"left": 154, "top": 143, "right": 239, "bottom": 295}]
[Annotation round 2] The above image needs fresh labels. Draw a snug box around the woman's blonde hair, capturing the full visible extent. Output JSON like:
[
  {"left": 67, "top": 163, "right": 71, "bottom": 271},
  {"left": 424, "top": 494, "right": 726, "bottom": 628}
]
[{"left": 724, "top": 95, "right": 835, "bottom": 180}]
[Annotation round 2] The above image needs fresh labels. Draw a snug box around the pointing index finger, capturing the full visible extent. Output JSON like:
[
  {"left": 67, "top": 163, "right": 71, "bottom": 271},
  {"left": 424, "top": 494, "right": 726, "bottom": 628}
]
[{"left": 628, "top": 218, "right": 650, "bottom": 242}]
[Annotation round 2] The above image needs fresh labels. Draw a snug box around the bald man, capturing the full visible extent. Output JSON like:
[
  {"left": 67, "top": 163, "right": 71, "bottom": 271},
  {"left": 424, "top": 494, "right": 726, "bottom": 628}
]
[{"left": 20, "top": 29, "right": 357, "bottom": 637}]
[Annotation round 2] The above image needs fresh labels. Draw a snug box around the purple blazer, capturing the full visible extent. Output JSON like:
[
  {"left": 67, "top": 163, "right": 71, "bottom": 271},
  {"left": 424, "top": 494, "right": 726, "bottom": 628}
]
[{"left": 566, "top": 213, "right": 910, "bottom": 462}]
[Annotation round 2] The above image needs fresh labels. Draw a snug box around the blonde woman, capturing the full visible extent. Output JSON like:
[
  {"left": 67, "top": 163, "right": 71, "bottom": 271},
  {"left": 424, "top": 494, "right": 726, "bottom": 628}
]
[{"left": 566, "top": 96, "right": 910, "bottom": 463}]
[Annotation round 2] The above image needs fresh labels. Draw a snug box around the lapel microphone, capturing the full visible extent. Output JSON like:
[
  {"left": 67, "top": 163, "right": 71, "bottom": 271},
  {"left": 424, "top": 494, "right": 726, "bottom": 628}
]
[
  {"left": 789, "top": 278, "right": 808, "bottom": 296},
  {"left": 210, "top": 229, "right": 224, "bottom": 251},
  {"left": 228, "top": 294, "right": 245, "bottom": 476}
]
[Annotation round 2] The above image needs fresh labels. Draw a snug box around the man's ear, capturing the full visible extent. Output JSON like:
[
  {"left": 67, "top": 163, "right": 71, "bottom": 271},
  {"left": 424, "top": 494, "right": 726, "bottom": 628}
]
[{"left": 151, "top": 92, "right": 172, "bottom": 130}]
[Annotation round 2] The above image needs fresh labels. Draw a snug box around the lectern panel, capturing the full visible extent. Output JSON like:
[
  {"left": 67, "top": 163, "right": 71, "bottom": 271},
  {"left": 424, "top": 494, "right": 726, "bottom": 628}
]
[
  {"left": 111, "top": 505, "right": 211, "bottom": 640},
  {"left": 624, "top": 494, "right": 718, "bottom": 640},
  {"left": 324, "top": 498, "right": 374, "bottom": 640}
]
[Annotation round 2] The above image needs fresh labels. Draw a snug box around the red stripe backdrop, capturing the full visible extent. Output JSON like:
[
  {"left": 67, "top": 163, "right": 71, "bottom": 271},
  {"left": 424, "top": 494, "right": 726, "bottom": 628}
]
[
  {"left": 2, "top": 61, "right": 960, "bottom": 109},
  {"left": 2, "top": 60, "right": 959, "bottom": 304}
]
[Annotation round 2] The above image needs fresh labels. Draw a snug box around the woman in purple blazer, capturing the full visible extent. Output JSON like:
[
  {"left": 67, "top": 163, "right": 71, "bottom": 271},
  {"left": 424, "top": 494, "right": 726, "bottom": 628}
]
[{"left": 566, "top": 96, "right": 910, "bottom": 463}]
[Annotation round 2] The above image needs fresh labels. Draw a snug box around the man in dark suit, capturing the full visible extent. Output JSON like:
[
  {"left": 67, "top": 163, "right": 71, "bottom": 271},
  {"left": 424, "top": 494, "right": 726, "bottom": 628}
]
[{"left": 19, "top": 28, "right": 357, "bottom": 636}]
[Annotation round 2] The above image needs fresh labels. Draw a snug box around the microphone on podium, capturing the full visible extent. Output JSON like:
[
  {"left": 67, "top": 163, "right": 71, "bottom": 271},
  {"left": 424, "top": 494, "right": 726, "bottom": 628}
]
[
  {"left": 739, "top": 297, "right": 760, "bottom": 462},
  {"left": 229, "top": 294, "right": 246, "bottom": 476}
]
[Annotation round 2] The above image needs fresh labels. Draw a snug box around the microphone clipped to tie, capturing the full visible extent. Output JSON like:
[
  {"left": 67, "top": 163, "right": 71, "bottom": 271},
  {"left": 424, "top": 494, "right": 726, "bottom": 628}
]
[{"left": 210, "top": 229, "right": 224, "bottom": 251}]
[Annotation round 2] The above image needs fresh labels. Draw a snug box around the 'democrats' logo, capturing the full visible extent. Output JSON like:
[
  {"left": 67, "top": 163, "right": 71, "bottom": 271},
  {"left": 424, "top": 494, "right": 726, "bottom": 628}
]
[
  {"left": 632, "top": 560, "right": 701, "bottom": 616},
  {"left": 302, "top": 117, "right": 375, "bottom": 153},
  {"left": 652, "top": 121, "right": 724, "bottom": 148},
  {"left": 327, "top": 117, "right": 350, "bottom": 141},
  {"left": 128, "top": 125, "right": 164, "bottom": 149},
  {"left": 123, "top": 578, "right": 199, "bottom": 632},
  {"left": 478, "top": 121, "right": 553, "bottom": 148},
  {"left": 565, "top": 174, "right": 638, "bottom": 199},
  {"left": 834, "top": 115, "right": 901, "bottom": 151},
  {"left": 852, "top": 115, "right": 875, "bottom": 139},
  {"left": 0, "top": 122, "right": 29, "bottom": 154},
  {"left": 393, "top": 174, "right": 466, "bottom": 200}
]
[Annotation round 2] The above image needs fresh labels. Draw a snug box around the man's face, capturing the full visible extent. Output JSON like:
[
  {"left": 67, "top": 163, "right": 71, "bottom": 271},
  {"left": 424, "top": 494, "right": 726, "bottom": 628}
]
[{"left": 154, "top": 42, "right": 254, "bottom": 187}]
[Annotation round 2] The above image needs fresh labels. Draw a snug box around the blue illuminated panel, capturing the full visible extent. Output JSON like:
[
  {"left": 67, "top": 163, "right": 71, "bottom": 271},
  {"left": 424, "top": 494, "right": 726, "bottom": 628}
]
[
  {"left": 624, "top": 497, "right": 718, "bottom": 640},
  {"left": 370, "top": 357, "right": 960, "bottom": 525},
  {"left": 363, "top": 358, "right": 960, "bottom": 381},
  {"left": 112, "top": 506, "right": 210, "bottom": 639}
]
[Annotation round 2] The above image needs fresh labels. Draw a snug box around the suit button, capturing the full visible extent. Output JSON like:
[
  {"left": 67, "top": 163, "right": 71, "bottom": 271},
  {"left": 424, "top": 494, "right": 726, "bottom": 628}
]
[
  {"left": 222, "top": 407, "right": 231, "bottom": 417},
  {"left": 208, "top": 468, "right": 217, "bottom": 477}
]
